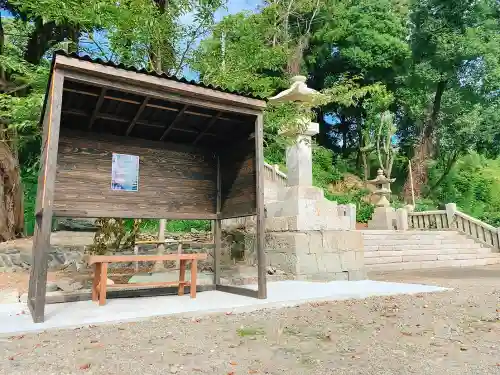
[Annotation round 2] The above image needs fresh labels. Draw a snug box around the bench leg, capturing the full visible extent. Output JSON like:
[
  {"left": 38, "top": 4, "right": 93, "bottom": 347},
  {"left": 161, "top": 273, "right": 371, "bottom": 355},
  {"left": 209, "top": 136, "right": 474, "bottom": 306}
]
[
  {"left": 92, "top": 263, "right": 101, "bottom": 302},
  {"left": 178, "top": 259, "right": 186, "bottom": 296},
  {"left": 99, "top": 263, "right": 108, "bottom": 306},
  {"left": 190, "top": 259, "right": 197, "bottom": 298}
]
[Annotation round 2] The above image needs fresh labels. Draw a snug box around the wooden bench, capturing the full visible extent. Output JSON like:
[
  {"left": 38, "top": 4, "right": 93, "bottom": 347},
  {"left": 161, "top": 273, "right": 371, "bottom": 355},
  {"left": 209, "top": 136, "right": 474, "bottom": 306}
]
[{"left": 87, "top": 253, "right": 208, "bottom": 305}]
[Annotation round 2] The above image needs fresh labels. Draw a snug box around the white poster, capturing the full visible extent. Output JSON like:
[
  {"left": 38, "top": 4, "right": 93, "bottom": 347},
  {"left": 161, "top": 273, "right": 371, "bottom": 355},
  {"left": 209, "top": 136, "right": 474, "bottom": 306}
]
[{"left": 111, "top": 153, "right": 139, "bottom": 192}]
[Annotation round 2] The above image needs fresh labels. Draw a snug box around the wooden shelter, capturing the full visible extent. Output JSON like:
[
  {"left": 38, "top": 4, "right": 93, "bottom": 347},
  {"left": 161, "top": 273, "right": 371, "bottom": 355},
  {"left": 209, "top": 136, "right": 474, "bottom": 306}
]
[{"left": 28, "top": 52, "right": 267, "bottom": 323}]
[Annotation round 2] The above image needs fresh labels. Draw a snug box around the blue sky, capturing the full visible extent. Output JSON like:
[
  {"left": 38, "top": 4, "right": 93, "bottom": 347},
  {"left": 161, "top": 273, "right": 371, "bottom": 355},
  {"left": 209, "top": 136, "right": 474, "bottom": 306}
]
[
  {"left": 179, "top": 0, "right": 262, "bottom": 79},
  {"left": 216, "top": 0, "right": 262, "bottom": 20}
]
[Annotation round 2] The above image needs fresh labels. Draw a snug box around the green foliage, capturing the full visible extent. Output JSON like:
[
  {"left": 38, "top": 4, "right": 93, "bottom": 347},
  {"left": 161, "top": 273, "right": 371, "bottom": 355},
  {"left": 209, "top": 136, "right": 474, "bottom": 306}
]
[
  {"left": 312, "top": 145, "right": 343, "bottom": 187},
  {"left": 166, "top": 220, "right": 211, "bottom": 232},
  {"left": 122, "top": 219, "right": 211, "bottom": 233},
  {"left": 325, "top": 189, "right": 374, "bottom": 223},
  {"left": 192, "top": 9, "right": 289, "bottom": 97},
  {"left": 428, "top": 153, "right": 500, "bottom": 225},
  {"left": 21, "top": 166, "right": 38, "bottom": 236}
]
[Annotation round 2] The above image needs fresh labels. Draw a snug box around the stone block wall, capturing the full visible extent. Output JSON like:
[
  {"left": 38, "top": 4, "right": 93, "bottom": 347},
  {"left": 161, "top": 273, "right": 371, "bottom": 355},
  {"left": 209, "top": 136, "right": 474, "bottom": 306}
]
[{"left": 265, "top": 230, "right": 365, "bottom": 281}]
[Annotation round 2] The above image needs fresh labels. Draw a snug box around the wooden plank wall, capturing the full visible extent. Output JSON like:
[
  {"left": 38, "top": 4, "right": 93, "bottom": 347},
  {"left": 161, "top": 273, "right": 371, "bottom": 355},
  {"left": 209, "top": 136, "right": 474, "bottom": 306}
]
[
  {"left": 53, "top": 130, "right": 217, "bottom": 219},
  {"left": 219, "top": 139, "right": 256, "bottom": 219}
]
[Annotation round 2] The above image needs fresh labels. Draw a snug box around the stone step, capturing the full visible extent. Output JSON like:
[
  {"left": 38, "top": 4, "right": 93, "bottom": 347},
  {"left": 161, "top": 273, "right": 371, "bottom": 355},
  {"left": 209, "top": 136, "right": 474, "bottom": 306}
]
[
  {"left": 364, "top": 237, "right": 479, "bottom": 244},
  {"left": 364, "top": 248, "right": 496, "bottom": 258},
  {"left": 366, "top": 257, "right": 500, "bottom": 271},
  {"left": 363, "top": 233, "right": 460, "bottom": 241},
  {"left": 364, "top": 244, "right": 484, "bottom": 252},
  {"left": 360, "top": 230, "right": 454, "bottom": 235},
  {"left": 362, "top": 237, "right": 459, "bottom": 243},
  {"left": 364, "top": 252, "right": 498, "bottom": 265}
]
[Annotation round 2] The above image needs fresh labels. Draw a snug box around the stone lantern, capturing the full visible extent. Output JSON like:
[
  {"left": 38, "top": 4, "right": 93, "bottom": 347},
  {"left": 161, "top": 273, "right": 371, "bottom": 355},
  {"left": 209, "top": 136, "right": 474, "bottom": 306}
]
[
  {"left": 367, "top": 168, "right": 397, "bottom": 229},
  {"left": 263, "top": 75, "right": 365, "bottom": 282},
  {"left": 367, "top": 168, "right": 395, "bottom": 207},
  {"left": 265, "top": 75, "right": 347, "bottom": 230},
  {"left": 268, "top": 76, "right": 319, "bottom": 187}
]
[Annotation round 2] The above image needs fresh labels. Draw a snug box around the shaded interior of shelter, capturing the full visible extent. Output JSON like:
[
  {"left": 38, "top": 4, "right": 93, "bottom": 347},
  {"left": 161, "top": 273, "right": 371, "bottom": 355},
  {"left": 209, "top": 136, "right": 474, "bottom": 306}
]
[
  {"left": 54, "top": 78, "right": 259, "bottom": 220},
  {"left": 61, "top": 79, "right": 256, "bottom": 148}
]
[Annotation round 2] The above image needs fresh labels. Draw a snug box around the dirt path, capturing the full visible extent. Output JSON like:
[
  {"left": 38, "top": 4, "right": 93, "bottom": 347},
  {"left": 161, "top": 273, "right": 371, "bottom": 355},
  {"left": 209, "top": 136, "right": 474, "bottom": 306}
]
[{"left": 1, "top": 266, "right": 499, "bottom": 375}]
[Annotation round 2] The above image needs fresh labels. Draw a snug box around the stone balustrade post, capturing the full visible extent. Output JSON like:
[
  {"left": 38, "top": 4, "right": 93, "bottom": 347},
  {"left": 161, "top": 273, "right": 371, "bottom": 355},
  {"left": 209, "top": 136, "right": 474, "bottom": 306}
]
[
  {"left": 496, "top": 227, "right": 500, "bottom": 252},
  {"left": 445, "top": 203, "right": 457, "bottom": 229},
  {"left": 345, "top": 203, "right": 356, "bottom": 229},
  {"left": 396, "top": 208, "right": 408, "bottom": 231}
]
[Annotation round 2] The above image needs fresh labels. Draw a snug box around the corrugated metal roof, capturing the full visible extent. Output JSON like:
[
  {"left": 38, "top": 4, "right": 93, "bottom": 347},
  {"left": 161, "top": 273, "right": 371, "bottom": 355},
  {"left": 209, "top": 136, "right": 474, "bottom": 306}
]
[{"left": 53, "top": 50, "right": 266, "bottom": 101}]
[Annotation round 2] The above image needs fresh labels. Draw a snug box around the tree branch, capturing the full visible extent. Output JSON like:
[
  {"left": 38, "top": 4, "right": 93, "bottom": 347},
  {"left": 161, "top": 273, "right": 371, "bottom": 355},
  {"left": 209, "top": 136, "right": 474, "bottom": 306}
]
[{"left": 174, "top": 22, "right": 206, "bottom": 76}]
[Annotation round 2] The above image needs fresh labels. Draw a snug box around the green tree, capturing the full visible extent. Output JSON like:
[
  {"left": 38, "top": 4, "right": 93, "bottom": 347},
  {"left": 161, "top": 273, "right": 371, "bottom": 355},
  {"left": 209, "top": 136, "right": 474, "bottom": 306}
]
[{"left": 401, "top": 0, "right": 500, "bottom": 200}]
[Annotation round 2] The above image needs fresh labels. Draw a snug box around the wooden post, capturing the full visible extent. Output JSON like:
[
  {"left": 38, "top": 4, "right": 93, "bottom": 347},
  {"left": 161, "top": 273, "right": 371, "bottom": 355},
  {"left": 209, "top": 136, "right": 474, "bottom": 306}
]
[
  {"left": 28, "top": 69, "right": 64, "bottom": 323},
  {"left": 190, "top": 259, "right": 198, "bottom": 298},
  {"left": 134, "top": 245, "right": 139, "bottom": 272},
  {"left": 178, "top": 259, "right": 186, "bottom": 296},
  {"left": 92, "top": 263, "right": 101, "bottom": 302},
  {"left": 214, "top": 155, "right": 222, "bottom": 285},
  {"left": 255, "top": 113, "right": 267, "bottom": 299},
  {"left": 99, "top": 263, "right": 108, "bottom": 306},
  {"left": 176, "top": 242, "right": 182, "bottom": 269},
  {"left": 153, "top": 219, "right": 167, "bottom": 271}
]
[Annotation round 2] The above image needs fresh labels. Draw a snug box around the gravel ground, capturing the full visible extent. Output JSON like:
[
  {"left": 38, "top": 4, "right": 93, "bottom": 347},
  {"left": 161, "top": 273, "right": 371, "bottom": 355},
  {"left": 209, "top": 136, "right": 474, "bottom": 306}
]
[{"left": 1, "top": 266, "right": 499, "bottom": 375}]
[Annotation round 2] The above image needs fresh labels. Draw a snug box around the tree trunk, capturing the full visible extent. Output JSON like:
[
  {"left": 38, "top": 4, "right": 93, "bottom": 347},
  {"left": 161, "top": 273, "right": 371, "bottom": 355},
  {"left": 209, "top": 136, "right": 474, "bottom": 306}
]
[
  {"left": 361, "top": 151, "right": 369, "bottom": 182},
  {"left": 150, "top": 0, "right": 167, "bottom": 73},
  {"left": 25, "top": 19, "right": 80, "bottom": 65},
  {"left": 0, "top": 141, "right": 23, "bottom": 241},
  {"left": 403, "top": 79, "right": 447, "bottom": 202},
  {"left": 0, "top": 14, "right": 5, "bottom": 88},
  {"left": 424, "top": 152, "right": 459, "bottom": 197},
  {"left": 341, "top": 120, "right": 348, "bottom": 158}
]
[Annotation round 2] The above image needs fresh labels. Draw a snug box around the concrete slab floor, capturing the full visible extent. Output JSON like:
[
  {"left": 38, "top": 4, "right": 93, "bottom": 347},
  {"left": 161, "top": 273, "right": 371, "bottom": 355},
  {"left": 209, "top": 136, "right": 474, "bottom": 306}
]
[{"left": 0, "top": 280, "right": 448, "bottom": 335}]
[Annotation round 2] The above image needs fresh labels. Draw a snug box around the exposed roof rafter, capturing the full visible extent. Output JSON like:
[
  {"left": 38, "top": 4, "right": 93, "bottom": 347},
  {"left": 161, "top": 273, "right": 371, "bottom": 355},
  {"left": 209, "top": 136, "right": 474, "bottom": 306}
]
[
  {"left": 126, "top": 97, "right": 149, "bottom": 136},
  {"left": 160, "top": 105, "right": 188, "bottom": 141},
  {"left": 88, "top": 88, "right": 107, "bottom": 130},
  {"left": 193, "top": 112, "right": 222, "bottom": 145}
]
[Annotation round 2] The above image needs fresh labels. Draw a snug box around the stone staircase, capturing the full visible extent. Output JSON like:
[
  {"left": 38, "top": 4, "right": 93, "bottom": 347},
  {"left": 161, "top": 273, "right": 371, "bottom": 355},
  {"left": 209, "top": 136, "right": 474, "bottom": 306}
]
[{"left": 362, "top": 230, "right": 500, "bottom": 271}]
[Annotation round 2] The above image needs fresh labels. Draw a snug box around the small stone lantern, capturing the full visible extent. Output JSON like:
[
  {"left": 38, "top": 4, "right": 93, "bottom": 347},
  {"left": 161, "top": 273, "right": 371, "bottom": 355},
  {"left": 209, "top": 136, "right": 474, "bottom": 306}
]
[
  {"left": 367, "top": 168, "right": 395, "bottom": 207},
  {"left": 367, "top": 168, "right": 397, "bottom": 229}
]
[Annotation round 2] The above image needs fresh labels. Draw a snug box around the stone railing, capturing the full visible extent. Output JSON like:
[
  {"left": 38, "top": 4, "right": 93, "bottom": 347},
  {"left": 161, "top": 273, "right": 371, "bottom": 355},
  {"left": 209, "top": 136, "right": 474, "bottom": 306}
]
[
  {"left": 337, "top": 204, "right": 357, "bottom": 230},
  {"left": 406, "top": 203, "right": 499, "bottom": 251},
  {"left": 454, "top": 211, "right": 500, "bottom": 250},
  {"left": 263, "top": 162, "right": 288, "bottom": 187},
  {"left": 408, "top": 210, "right": 449, "bottom": 230}
]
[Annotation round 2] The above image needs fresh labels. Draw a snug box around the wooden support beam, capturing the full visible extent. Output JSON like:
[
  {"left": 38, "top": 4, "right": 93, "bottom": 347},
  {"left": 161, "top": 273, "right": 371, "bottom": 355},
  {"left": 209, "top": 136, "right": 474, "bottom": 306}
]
[
  {"left": 53, "top": 208, "right": 217, "bottom": 220},
  {"left": 126, "top": 97, "right": 149, "bottom": 136},
  {"left": 63, "top": 88, "right": 251, "bottom": 123},
  {"left": 63, "top": 87, "right": 99, "bottom": 96},
  {"left": 215, "top": 284, "right": 259, "bottom": 298},
  {"left": 160, "top": 104, "right": 188, "bottom": 141},
  {"left": 45, "top": 285, "right": 217, "bottom": 304},
  {"left": 88, "top": 88, "right": 107, "bottom": 130},
  {"left": 254, "top": 113, "right": 267, "bottom": 299},
  {"left": 193, "top": 112, "right": 222, "bottom": 145},
  {"left": 28, "top": 69, "right": 64, "bottom": 323},
  {"left": 63, "top": 109, "right": 130, "bottom": 123},
  {"left": 214, "top": 155, "right": 222, "bottom": 285}
]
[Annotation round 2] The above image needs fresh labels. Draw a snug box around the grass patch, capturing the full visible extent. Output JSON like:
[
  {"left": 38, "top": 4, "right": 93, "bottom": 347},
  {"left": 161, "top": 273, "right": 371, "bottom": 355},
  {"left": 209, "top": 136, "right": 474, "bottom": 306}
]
[{"left": 236, "top": 327, "right": 265, "bottom": 337}]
